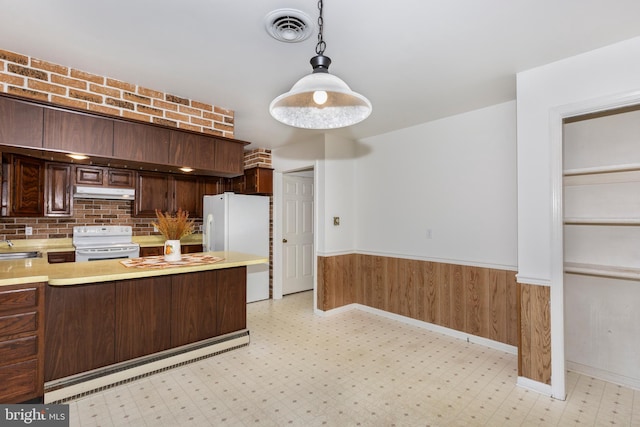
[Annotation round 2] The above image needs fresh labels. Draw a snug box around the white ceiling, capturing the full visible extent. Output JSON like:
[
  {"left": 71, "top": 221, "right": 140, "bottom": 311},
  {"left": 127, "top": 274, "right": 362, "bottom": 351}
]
[{"left": 2, "top": 1, "right": 640, "bottom": 149}]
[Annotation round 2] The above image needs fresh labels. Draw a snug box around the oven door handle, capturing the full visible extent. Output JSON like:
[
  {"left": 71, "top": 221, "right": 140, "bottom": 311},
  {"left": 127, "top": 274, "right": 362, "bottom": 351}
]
[{"left": 76, "top": 247, "right": 137, "bottom": 255}]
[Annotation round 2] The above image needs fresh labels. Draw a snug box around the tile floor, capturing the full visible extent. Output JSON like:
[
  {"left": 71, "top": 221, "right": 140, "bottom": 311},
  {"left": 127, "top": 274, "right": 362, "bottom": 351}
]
[{"left": 68, "top": 291, "right": 639, "bottom": 426}]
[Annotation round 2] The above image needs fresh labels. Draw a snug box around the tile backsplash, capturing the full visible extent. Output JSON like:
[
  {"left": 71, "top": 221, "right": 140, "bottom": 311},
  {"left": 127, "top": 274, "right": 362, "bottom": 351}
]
[{"left": 0, "top": 199, "right": 202, "bottom": 241}]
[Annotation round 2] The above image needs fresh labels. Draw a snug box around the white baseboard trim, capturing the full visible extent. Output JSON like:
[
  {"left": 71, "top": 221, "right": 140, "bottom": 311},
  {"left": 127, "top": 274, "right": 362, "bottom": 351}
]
[
  {"left": 319, "top": 303, "right": 517, "bottom": 355},
  {"left": 44, "top": 331, "right": 250, "bottom": 403},
  {"left": 566, "top": 361, "right": 640, "bottom": 391}
]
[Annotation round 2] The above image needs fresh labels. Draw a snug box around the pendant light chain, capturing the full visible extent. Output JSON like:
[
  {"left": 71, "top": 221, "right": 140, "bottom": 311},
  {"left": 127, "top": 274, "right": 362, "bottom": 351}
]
[{"left": 315, "top": 0, "right": 326, "bottom": 56}]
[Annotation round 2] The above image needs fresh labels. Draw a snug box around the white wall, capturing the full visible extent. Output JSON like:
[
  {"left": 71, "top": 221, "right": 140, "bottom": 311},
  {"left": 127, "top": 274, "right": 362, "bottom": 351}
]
[
  {"left": 321, "top": 135, "right": 357, "bottom": 255},
  {"left": 516, "top": 35, "right": 640, "bottom": 398},
  {"left": 354, "top": 101, "right": 517, "bottom": 269}
]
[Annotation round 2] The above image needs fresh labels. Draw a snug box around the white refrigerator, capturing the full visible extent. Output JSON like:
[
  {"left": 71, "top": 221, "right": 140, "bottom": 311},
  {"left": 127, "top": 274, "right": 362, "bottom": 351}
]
[{"left": 202, "top": 193, "right": 270, "bottom": 303}]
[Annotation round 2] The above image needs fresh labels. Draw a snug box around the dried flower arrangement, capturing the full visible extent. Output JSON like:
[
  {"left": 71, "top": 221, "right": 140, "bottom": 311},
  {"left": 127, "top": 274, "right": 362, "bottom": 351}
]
[{"left": 151, "top": 208, "right": 195, "bottom": 240}]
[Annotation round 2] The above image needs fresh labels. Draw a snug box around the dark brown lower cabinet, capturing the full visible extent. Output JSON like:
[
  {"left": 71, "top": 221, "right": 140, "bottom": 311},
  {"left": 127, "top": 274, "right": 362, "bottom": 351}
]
[
  {"left": 45, "top": 282, "right": 116, "bottom": 382},
  {"left": 216, "top": 267, "right": 246, "bottom": 335},
  {"left": 171, "top": 267, "right": 246, "bottom": 346},
  {"left": 171, "top": 270, "right": 218, "bottom": 347},
  {"left": 45, "top": 267, "right": 247, "bottom": 382},
  {"left": 115, "top": 277, "right": 171, "bottom": 362},
  {"left": 0, "top": 283, "right": 44, "bottom": 403}
]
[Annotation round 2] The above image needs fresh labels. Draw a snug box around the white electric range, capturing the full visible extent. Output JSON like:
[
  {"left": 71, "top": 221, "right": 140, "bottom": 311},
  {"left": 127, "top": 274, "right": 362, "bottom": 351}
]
[{"left": 73, "top": 226, "right": 140, "bottom": 262}]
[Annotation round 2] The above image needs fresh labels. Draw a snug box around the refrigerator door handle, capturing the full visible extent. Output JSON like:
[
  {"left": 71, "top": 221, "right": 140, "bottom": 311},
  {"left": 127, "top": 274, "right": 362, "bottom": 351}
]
[{"left": 205, "top": 213, "right": 214, "bottom": 251}]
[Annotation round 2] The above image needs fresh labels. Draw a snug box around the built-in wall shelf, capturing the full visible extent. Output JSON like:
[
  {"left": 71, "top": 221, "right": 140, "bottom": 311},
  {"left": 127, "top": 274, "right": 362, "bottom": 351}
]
[
  {"left": 564, "top": 262, "right": 640, "bottom": 281},
  {"left": 562, "top": 107, "right": 640, "bottom": 391}
]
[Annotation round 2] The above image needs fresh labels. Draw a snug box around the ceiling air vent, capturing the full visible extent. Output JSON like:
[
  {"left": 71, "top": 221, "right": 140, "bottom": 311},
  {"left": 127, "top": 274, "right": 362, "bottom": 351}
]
[{"left": 264, "top": 9, "right": 313, "bottom": 43}]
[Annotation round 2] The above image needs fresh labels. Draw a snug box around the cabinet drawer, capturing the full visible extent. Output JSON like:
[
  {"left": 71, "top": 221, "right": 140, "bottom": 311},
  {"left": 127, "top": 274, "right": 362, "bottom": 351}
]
[
  {"left": 75, "top": 165, "right": 104, "bottom": 185},
  {"left": 0, "top": 335, "right": 38, "bottom": 365},
  {"left": 0, "top": 359, "right": 39, "bottom": 402},
  {"left": 0, "top": 287, "right": 37, "bottom": 312},
  {"left": 47, "top": 251, "right": 76, "bottom": 264},
  {"left": 0, "top": 312, "right": 38, "bottom": 336}
]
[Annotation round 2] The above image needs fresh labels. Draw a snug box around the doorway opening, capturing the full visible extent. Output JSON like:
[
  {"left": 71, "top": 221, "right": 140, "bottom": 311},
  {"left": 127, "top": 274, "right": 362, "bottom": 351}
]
[{"left": 275, "top": 167, "right": 315, "bottom": 306}]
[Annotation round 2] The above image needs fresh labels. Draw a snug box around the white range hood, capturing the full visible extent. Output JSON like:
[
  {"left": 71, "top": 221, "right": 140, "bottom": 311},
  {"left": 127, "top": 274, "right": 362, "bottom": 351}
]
[{"left": 73, "top": 185, "right": 135, "bottom": 200}]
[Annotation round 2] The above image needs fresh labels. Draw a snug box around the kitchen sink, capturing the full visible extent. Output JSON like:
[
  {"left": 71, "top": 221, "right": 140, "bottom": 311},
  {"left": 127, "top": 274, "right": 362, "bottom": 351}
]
[{"left": 0, "top": 251, "right": 42, "bottom": 260}]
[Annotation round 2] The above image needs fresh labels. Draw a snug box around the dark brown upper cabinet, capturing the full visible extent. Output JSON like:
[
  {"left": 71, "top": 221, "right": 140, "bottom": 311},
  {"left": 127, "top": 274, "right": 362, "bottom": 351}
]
[
  {"left": 0, "top": 97, "right": 43, "bottom": 148},
  {"left": 74, "top": 165, "right": 134, "bottom": 188},
  {"left": 2, "top": 154, "right": 45, "bottom": 217},
  {"left": 173, "top": 175, "right": 200, "bottom": 218},
  {"left": 244, "top": 166, "right": 273, "bottom": 195},
  {"left": 213, "top": 139, "right": 244, "bottom": 175},
  {"left": 43, "top": 109, "right": 113, "bottom": 157},
  {"left": 44, "top": 162, "right": 73, "bottom": 217},
  {"left": 169, "top": 131, "right": 214, "bottom": 171},
  {"left": 113, "top": 121, "right": 170, "bottom": 165},
  {"left": 134, "top": 172, "right": 170, "bottom": 217},
  {"left": 134, "top": 172, "right": 202, "bottom": 218}
]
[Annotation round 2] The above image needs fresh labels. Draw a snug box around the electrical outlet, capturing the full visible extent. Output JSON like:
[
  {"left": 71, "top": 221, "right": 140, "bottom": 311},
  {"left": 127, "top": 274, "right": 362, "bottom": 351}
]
[
  {"left": 25, "top": 226, "right": 33, "bottom": 236},
  {"left": 153, "top": 225, "right": 159, "bottom": 233}
]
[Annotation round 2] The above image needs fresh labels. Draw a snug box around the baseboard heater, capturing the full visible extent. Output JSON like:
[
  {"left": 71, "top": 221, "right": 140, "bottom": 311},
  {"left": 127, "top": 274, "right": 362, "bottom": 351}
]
[{"left": 44, "top": 329, "right": 250, "bottom": 404}]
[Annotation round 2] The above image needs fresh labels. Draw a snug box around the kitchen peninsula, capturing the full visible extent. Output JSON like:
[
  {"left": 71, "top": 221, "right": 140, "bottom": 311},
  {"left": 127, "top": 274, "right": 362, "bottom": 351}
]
[{"left": 0, "top": 250, "right": 267, "bottom": 404}]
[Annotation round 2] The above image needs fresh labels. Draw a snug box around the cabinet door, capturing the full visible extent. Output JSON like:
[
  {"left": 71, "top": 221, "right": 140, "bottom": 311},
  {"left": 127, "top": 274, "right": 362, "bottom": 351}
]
[
  {"left": 213, "top": 139, "right": 244, "bottom": 175},
  {"left": 115, "top": 277, "right": 171, "bottom": 362},
  {"left": 113, "top": 121, "right": 170, "bottom": 165},
  {"left": 169, "top": 131, "right": 215, "bottom": 171},
  {"left": 45, "top": 162, "right": 73, "bottom": 217},
  {"left": 244, "top": 167, "right": 273, "bottom": 195},
  {"left": 134, "top": 172, "right": 169, "bottom": 217},
  {"left": 0, "top": 96, "right": 43, "bottom": 148},
  {"left": 45, "top": 283, "right": 116, "bottom": 381},
  {"left": 43, "top": 109, "right": 113, "bottom": 157},
  {"left": 202, "top": 176, "right": 225, "bottom": 195},
  {"left": 8, "top": 155, "right": 44, "bottom": 217},
  {"left": 172, "top": 175, "right": 200, "bottom": 216},
  {"left": 171, "top": 270, "right": 217, "bottom": 347},
  {"left": 216, "top": 267, "right": 247, "bottom": 335}
]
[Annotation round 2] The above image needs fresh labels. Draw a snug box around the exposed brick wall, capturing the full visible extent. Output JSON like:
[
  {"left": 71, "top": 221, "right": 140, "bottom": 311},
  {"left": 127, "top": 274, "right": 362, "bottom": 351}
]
[
  {"left": 0, "top": 49, "right": 234, "bottom": 138},
  {"left": 0, "top": 48, "right": 275, "bottom": 242},
  {"left": 244, "top": 148, "right": 272, "bottom": 169},
  {"left": 0, "top": 199, "right": 203, "bottom": 241}
]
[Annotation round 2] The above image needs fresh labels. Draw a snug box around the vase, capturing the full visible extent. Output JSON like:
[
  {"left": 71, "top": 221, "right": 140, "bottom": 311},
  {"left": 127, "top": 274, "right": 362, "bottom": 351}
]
[{"left": 164, "top": 240, "right": 181, "bottom": 262}]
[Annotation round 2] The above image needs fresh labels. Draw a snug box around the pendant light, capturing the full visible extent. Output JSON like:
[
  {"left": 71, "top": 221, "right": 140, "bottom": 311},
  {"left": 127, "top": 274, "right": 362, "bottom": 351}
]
[{"left": 269, "top": 0, "right": 372, "bottom": 129}]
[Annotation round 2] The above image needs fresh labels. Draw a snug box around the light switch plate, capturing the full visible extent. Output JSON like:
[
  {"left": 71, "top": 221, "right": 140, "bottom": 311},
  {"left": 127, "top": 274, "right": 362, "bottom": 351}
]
[{"left": 333, "top": 216, "right": 340, "bottom": 226}]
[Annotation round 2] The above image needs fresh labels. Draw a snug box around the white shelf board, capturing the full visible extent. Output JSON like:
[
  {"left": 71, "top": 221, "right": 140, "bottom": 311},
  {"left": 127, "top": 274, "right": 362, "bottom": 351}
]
[
  {"left": 564, "top": 163, "right": 640, "bottom": 176},
  {"left": 564, "top": 262, "right": 640, "bottom": 281},
  {"left": 564, "top": 218, "right": 640, "bottom": 225}
]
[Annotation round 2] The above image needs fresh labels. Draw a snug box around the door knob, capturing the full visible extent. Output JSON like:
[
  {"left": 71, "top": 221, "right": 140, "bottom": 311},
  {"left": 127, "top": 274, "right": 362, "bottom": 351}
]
[{"left": 282, "top": 238, "right": 287, "bottom": 243}]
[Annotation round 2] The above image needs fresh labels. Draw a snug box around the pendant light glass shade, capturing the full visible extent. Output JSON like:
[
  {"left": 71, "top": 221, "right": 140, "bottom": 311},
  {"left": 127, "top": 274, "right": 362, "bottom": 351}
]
[
  {"left": 269, "top": 0, "right": 371, "bottom": 129},
  {"left": 269, "top": 66, "right": 372, "bottom": 129}
]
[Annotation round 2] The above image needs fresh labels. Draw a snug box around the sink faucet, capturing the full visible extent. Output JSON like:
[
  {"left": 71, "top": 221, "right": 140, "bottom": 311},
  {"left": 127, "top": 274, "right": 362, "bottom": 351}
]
[{"left": 2, "top": 240, "right": 13, "bottom": 248}]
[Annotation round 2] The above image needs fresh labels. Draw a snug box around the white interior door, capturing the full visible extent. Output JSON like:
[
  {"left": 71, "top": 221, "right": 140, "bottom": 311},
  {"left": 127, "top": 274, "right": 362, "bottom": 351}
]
[{"left": 282, "top": 174, "right": 314, "bottom": 295}]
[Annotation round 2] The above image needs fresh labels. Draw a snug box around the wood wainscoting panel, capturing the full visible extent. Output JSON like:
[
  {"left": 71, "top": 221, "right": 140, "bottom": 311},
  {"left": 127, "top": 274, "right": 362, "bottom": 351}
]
[
  {"left": 518, "top": 282, "right": 551, "bottom": 384},
  {"left": 317, "top": 254, "right": 518, "bottom": 346},
  {"left": 317, "top": 254, "right": 356, "bottom": 311}
]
